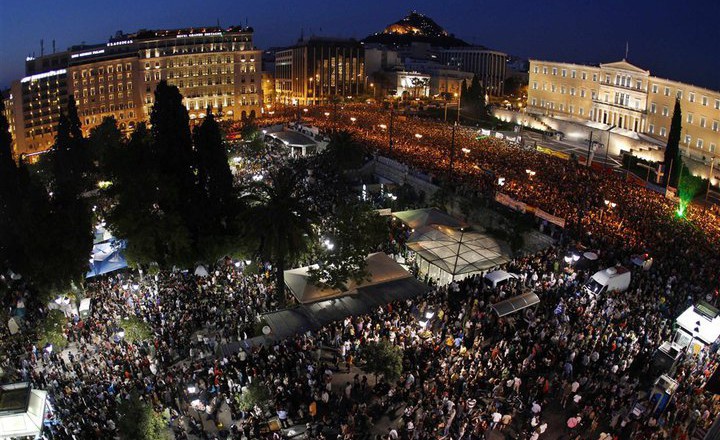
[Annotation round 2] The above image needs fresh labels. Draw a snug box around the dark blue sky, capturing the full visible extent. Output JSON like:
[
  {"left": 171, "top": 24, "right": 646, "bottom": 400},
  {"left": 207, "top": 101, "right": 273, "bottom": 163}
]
[{"left": 1, "top": 0, "right": 719, "bottom": 90}]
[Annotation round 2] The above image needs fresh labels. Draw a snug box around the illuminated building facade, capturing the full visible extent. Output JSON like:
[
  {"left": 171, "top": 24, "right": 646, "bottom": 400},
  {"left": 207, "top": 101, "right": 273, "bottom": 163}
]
[
  {"left": 274, "top": 38, "right": 365, "bottom": 106},
  {"left": 438, "top": 48, "right": 507, "bottom": 96},
  {"left": 528, "top": 59, "right": 720, "bottom": 159},
  {"left": 4, "top": 26, "right": 263, "bottom": 157}
]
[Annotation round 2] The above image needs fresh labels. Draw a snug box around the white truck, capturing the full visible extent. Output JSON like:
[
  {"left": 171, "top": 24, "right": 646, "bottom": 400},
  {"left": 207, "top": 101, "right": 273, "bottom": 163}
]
[{"left": 583, "top": 266, "right": 631, "bottom": 296}]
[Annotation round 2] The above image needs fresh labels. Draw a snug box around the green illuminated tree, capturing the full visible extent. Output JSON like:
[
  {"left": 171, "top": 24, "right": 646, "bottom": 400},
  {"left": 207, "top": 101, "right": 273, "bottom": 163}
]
[{"left": 360, "top": 340, "right": 403, "bottom": 384}]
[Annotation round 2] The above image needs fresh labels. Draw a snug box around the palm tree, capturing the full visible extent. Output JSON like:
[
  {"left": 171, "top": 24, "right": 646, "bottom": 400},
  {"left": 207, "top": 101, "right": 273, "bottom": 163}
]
[{"left": 241, "top": 166, "right": 317, "bottom": 301}]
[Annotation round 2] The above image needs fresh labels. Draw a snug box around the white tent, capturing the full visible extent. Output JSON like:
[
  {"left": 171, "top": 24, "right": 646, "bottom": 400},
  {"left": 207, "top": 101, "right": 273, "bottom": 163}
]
[
  {"left": 284, "top": 253, "right": 411, "bottom": 304},
  {"left": 194, "top": 265, "right": 209, "bottom": 277},
  {"left": 0, "top": 383, "right": 47, "bottom": 440},
  {"left": 407, "top": 225, "right": 511, "bottom": 285}
]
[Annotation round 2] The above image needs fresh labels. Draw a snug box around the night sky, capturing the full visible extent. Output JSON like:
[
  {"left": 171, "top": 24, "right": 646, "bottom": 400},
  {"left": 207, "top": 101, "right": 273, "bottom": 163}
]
[{"left": 1, "top": 0, "right": 719, "bottom": 90}]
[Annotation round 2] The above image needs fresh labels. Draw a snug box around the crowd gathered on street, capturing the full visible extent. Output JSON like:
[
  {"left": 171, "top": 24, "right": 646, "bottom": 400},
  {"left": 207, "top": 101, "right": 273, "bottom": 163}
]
[{"left": 1, "top": 103, "right": 719, "bottom": 439}]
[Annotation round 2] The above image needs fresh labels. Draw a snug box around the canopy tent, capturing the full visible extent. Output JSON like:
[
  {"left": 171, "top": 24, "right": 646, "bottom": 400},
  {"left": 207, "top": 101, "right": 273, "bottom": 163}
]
[
  {"left": 86, "top": 239, "right": 127, "bottom": 278},
  {"left": 407, "top": 225, "right": 511, "bottom": 285},
  {"left": 0, "top": 382, "right": 47, "bottom": 439},
  {"left": 675, "top": 302, "right": 720, "bottom": 346},
  {"left": 194, "top": 265, "right": 209, "bottom": 277},
  {"left": 284, "top": 253, "right": 412, "bottom": 304},
  {"left": 491, "top": 292, "right": 540, "bottom": 317},
  {"left": 392, "top": 208, "right": 469, "bottom": 230}
]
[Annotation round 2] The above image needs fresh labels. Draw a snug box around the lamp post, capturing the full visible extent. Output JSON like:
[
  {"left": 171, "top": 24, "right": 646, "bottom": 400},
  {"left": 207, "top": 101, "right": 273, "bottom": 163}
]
[
  {"left": 389, "top": 102, "right": 394, "bottom": 153},
  {"left": 449, "top": 122, "right": 457, "bottom": 181},
  {"left": 450, "top": 227, "right": 466, "bottom": 282},
  {"left": 705, "top": 156, "right": 716, "bottom": 213},
  {"left": 601, "top": 199, "right": 616, "bottom": 223}
]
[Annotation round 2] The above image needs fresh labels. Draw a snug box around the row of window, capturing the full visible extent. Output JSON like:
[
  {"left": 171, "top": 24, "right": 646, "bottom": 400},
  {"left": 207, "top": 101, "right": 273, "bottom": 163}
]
[
  {"left": 534, "top": 65, "right": 597, "bottom": 82},
  {"left": 650, "top": 85, "right": 720, "bottom": 108},
  {"left": 75, "top": 64, "right": 132, "bottom": 79}
]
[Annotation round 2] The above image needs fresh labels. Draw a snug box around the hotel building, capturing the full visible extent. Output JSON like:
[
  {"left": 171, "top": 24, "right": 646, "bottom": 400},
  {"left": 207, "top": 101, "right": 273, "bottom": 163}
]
[
  {"left": 5, "top": 26, "right": 263, "bottom": 157},
  {"left": 527, "top": 59, "right": 720, "bottom": 160}
]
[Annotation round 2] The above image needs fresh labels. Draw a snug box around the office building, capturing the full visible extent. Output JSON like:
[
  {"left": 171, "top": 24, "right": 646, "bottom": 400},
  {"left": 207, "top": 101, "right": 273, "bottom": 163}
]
[
  {"left": 274, "top": 37, "right": 365, "bottom": 106},
  {"left": 438, "top": 48, "right": 507, "bottom": 96}
]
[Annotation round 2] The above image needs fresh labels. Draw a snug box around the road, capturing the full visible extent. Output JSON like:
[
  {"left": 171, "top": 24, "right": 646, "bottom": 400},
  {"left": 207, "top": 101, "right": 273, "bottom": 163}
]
[{"left": 520, "top": 130, "right": 623, "bottom": 169}]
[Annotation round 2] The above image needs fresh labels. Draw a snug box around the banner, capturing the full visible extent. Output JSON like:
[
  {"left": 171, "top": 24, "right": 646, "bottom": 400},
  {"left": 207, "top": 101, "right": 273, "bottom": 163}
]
[
  {"left": 534, "top": 208, "right": 566, "bottom": 228},
  {"left": 495, "top": 192, "right": 527, "bottom": 213},
  {"left": 535, "top": 145, "right": 570, "bottom": 161}
]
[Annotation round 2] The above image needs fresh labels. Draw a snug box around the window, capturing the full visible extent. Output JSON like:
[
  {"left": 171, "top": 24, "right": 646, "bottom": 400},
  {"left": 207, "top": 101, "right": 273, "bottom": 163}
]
[
  {"left": 533, "top": 66, "right": 539, "bottom": 74},
  {"left": 592, "top": 74, "right": 597, "bottom": 82},
  {"left": 579, "top": 108, "right": 584, "bottom": 116},
  {"left": 543, "top": 67, "right": 547, "bottom": 74},
  {"left": 685, "top": 134, "right": 691, "bottom": 144},
  {"left": 581, "top": 72, "right": 587, "bottom": 80},
  {"left": 676, "top": 90, "right": 683, "bottom": 100},
  {"left": 648, "top": 124, "right": 654, "bottom": 134},
  {"left": 532, "top": 82, "right": 538, "bottom": 90},
  {"left": 561, "top": 69, "right": 566, "bottom": 77},
  {"left": 559, "top": 104, "right": 564, "bottom": 111},
  {"left": 713, "top": 121, "right": 719, "bottom": 132},
  {"left": 687, "top": 114, "right": 693, "bottom": 124},
  {"left": 660, "top": 127, "right": 666, "bottom": 136},
  {"left": 716, "top": 99, "right": 720, "bottom": 110},
  {"left": 560, "top": 86, "right": 565, "bottom": 94},
  {"left": 531, "top": 98, "right": 537, "bottom": 106},
  {"left": 571, "top": 70, "right": 576, "bottom": 78},
  {"left": 702, "top": 96, "right": 708, "bottom": 106},
  {"left": 580, "top": 89, "right": 586, "bottom": 98},
  {"left": 650, "top": 103, "right": 656, "bottom": 113},
  {"left": 662, "top": 106, "right": 669, "bottom": 117},
  {"left": 652, "top": 84, "right": 658, "bottom": 93},
  {"left": 689, "top": 92, "right": 695, "bottom": 103},
  {"left": 697, "top": 139, "right": 703, "bottom": 149},
  {"left": 569, "top": 105, "right": 574, "bottom": 114},
  {"left": 664, "top": 87, "right": 670, "bottom": 96},
  {"left": 570, "top": 87, "right": 575, "bottom": 96},
  {"left": 552, "top": 67, "right": 557, "bottom": 75},
  {"left": 551, "top": 84, "right": 556, "bottom": 92},
  {"left": 710, "top": 144, "right": 716, "bottom": 153},
  {"left": 700, "top": 118, "right": 706, "bottom": 128}
]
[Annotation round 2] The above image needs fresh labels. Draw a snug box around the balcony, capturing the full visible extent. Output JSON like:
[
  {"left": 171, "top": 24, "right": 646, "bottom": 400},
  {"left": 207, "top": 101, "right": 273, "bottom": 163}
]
[
  {"left": 599, "top": 80, "right": 647, "bottom": 93},
  {"left": 591, "top": 98, "right": 647, "bottom": 114}
]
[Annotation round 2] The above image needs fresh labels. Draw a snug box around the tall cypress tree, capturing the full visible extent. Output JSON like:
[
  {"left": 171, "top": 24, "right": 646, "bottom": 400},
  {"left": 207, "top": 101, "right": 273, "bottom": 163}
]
[
  {"left": 193, "top": 109, "right": 237, "bottom": 259},
  {"left": 0, "top": 98, "right": 20, "bottom": 274},
  {"left": 663, "top": 98, "right": 682, "bottom": 188}
]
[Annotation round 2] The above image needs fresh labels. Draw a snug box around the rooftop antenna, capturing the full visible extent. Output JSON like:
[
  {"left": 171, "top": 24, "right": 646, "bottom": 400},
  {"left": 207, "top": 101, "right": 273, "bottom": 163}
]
[
  {"left": 52, "top": 39, "right": 56, "bottom": 54},
  {"left": 216, "top": 18, "right": 220, "bottom": 28},
  {"left": 40, "top": 39, "right": 44, "bottom": 57},
  {"left": 625, "top": 41, "right": 629, "bottom": 60}
]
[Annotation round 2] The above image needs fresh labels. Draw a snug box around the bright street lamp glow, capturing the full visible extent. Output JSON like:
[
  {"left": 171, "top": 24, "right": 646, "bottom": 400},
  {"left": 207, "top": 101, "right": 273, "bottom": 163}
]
[
  {"left": 415, "top": 133, "right": 423, "bottom": 139},
  {"left": 379, "top": 124, "right": 387, "bottom": 129}
]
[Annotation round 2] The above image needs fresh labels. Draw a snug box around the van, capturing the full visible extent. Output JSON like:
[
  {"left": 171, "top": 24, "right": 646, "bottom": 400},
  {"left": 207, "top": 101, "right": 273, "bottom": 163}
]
[
  {"left": 583, "top": 266, "right": 631, "bottom": 296},
  {"left": 484, "top": 270, "right": 519, "bottom": 289}
]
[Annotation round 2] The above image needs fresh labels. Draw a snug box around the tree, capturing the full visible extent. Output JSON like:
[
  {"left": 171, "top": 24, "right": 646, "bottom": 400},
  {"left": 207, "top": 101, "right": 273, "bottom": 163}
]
[
  {"left": 321, "top": 131, "right": 367, "bottom": 171},
  {"left": 461, "top": 75, "right": 487, "bottom": 121},
  {"left": 308, "top": 202, "right": 386, "bottom": 291},
  {"left": 117, "top": 393, "right": 169, "bottom": 440},
  {"left": 193, "top": 109, "right": 238, "bottom": 260},
  {"left": 236, "top": 382, "right": 272, "bottom": 412},
  {"left": 241, "top": 166, "right": 317, "bottom": 298},
  {"left": 88, "top": 116, "right": 123, "bottom": 175},
  {"left": 0, "top": 98, "right": 21, "bottom": 274},
  {"left": 106, "top": 124, "right": 193, "bottom": 267},
  {"left": 40, "top": 97, "right": 94, "bottom": 293},
  {"left": 360, "top": 340, "right": 403, "bottom": 384},
  {"left": 663, "top": 98, "right": 682, "bottom": 188}
]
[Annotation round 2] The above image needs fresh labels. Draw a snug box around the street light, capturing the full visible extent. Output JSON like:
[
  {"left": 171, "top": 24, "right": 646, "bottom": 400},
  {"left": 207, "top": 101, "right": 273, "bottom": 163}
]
[
  {"left": 604, "top": 199, "right": 617, "bottom": 209},
  {"left": 526, "top": 169, "right": 536, "bottom": 178},
  {"left": 414, "top": 133, "right": 423, "bottom": 140},
  {"left": 350, "top": 117, "right": 357, "bottom": 123},
  {"left": 324, "top": 112, "right": 330, "bottom": 117},
  {"left": 379, "top": 124, "right": 387, "bottom": 130}
]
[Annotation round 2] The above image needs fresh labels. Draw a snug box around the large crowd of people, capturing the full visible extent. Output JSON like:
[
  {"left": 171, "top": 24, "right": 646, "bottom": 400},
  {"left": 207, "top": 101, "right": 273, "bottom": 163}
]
[{"left": 1, "top": 103, "right": 719, "bottom": 439}]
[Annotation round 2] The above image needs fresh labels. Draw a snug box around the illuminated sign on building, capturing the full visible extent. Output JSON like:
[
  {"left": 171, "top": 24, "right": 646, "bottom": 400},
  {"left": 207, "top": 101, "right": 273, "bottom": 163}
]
[
  {"left": 71, "top": 49, "right": 105, "bottom": 59},
  {"left": 20, "top": 69, "right": 67, "bottom": 83},
  {"left": 177, "top": 32, "right": 223, "bottom": 38},
  {"left": 107, "top": 40, "right": 133, "bottom": 47}
]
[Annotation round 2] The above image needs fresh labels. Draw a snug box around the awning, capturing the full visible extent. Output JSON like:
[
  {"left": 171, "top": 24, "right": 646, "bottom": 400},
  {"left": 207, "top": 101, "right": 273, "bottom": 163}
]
[{"left": 491, "top": 292, "right": 540, "bottom": 317}]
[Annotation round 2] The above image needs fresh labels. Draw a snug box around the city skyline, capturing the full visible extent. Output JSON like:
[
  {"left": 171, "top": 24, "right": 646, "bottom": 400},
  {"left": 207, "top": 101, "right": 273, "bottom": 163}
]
[{"left": 1, "top": 0, "right": 720, "bottom": 91}]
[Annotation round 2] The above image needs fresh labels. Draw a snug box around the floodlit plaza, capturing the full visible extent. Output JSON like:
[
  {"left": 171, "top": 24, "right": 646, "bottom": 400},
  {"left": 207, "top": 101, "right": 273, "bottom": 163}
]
[{"left": 1, "top": 2, "right": 720, "bottom": 440}]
